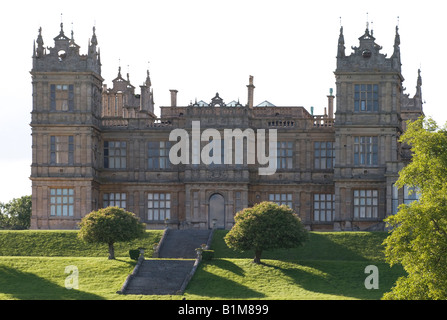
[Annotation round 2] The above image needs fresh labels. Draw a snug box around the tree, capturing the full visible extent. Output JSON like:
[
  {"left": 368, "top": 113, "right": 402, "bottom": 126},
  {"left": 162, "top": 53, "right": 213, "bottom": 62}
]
[
  {"left": 224, "top": 201, "right": 308, "bottom": 264},
  {"left": 383, "top": 117, "right": 447, "bottom": 300},
  {"left": 78, "top": 206, "right": 146, "bottom": 259},
  {"left": 0, "top": 195, "right": 32, "bottom": 229}
]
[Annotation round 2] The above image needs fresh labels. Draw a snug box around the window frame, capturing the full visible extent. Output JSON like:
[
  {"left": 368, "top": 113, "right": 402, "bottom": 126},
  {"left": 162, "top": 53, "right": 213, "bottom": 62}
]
[
  {"left": 50, "top": 84, "right": 74, "bottom": 111},
  {"left": 268, "top": 193, "right": 293, "bottom": 208},
  {"left": 147, "top": 193, "right": 171, "bottom": 221},
  {"left": 314, "top": 141, "right": 335, "bottom": 170},
  {"left": 313, "top": 193, "right": 335, "bottom": 222},
  {"left": 277, "top": 141, "right": 293, "bottom": 170},
  {"left": 148, "top": 141, "right": 172, "bottom": 169},
  {"left": 103, "top": 193, "right": 127, "bottom": 209},
  {"left": 104, "top": 141, "right": 127, "bottom": 169},
  {"left": 354, "top": 84, "right": 379, "bottom": 112},
  {"left": 353, "top": 189, "right": 379, "bottom": 219},
  {"left": 50, "top": 188, "right": 74, "bottom": 217},
  {"left": 354, "top": 136, "right": 378, "bottom": 166},
  {"left": 50, "top": 135, "right": 74, "bottom": 165}
]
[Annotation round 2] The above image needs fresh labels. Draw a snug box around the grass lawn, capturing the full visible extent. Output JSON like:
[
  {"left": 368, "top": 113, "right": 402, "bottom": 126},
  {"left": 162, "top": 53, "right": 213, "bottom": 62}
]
[
  {"left": 0, "top": 229, "right": 405, "bottom": 300},
  {"left": 182, "top": 231, "right": 404, "bottom": 300}
]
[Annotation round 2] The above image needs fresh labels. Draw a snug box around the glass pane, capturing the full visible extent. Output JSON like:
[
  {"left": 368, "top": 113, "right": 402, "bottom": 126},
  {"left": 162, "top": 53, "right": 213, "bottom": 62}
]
[{"left": 166, "top": 209, "right": 171, "bottom": 219}]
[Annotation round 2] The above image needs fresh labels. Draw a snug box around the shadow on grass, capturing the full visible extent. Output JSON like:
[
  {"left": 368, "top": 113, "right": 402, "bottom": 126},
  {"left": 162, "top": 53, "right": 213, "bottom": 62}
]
[
  {"left": 197, "top": 231, "right": 403, "bottom": 299},
  {"left": 0, "top": 265, "right": 104, "bottom": 300},
  {"left": 212, "top": 231, "right": 382, "bottom": 262},
  {"left": 185, "top": 261, "right": 265, "bottom": 299},
  {"left": 260, "top": 260, "right": 405, "bottom": 300}
]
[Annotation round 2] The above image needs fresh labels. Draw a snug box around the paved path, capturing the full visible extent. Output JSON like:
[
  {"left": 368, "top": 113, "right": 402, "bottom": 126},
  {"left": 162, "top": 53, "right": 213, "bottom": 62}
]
[{"left": 120, "top": 229, "right": 212, "bottom": 295}]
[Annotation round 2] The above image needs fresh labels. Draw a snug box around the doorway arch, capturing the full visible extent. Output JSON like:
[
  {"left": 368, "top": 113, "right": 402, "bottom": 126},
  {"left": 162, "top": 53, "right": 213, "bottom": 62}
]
[{"left": 209, "top": 193, "right": 225, "bottom": 229}]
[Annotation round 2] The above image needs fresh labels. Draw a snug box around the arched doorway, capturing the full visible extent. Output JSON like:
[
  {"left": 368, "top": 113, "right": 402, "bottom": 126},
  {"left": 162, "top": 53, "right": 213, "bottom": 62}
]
[{"left": 209, "top": 193, "right": 225, "bottom": 229}]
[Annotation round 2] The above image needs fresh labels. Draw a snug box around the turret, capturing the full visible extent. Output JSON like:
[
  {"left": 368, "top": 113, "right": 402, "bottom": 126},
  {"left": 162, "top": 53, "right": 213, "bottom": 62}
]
[{"left": 32, "top": 23, "right": 101, "bottom": 75}]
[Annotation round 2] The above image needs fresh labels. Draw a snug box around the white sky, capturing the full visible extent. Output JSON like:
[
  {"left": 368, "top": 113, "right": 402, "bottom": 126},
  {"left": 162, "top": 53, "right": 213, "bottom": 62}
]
[{"left": 0, "top": 0, "right": 445, "bottom": 203}]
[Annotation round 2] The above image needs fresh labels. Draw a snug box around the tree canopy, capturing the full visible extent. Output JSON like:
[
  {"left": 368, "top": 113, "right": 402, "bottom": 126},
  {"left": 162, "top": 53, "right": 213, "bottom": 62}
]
[
  {"left": 0, "top": 195, "right": 31, "bottom": 229},
  {"left": 224, "top": 201, "right": 308, "bottom": 264},
  {"left": 78, "top": 206, "right": 146, "bottom": 259},
  {"left": 383, "top": 117, "right": 447, "bottom": 300}
]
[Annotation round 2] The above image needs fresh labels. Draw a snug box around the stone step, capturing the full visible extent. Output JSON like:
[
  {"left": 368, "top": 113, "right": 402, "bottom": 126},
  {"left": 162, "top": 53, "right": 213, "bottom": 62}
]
[
  {"left": 124, "top": 259, "right": 196, "bottom": 295},
  {"left": 159, "top": 229, "right": 211, "bottom": 258},
  {"left": 122, "top": 229, "right": 212, "bottom": 295}
]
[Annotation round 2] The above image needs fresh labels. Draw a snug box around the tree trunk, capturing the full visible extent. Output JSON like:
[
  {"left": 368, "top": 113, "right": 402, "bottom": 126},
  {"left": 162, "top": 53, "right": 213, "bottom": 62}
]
[
  {"left": 108, "top": 242, "right": 115, "bottom": 260},
  {"left": 253, "top": 249, "right": 262, "bottom": 264}
]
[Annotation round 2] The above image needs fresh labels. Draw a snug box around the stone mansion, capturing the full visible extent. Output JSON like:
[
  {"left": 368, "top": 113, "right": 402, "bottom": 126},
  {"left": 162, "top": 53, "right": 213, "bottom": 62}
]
[{"left": 29, "top": 22, "right": 423, "bottom": 231}]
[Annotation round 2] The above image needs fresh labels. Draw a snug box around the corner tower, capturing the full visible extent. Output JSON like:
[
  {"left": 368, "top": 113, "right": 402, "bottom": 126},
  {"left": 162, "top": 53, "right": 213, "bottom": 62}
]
[
  {"left": 333, "top": 23, "right": 406, "bottom": 231},
  {"left": 30, "top": 23, "right": 103, "bottom": 229}
]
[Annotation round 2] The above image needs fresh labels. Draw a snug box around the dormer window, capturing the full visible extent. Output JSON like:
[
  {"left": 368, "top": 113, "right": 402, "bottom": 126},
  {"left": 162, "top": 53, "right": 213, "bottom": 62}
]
[{"left": 354, "top": 84, "right": 378, "bottom": 112}]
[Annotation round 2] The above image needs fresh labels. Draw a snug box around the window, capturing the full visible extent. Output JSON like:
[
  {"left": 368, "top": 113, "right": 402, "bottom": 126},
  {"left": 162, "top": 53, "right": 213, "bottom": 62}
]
[
  {"left": 353, "top": 190, "right": 378, "bottom": 219},
  {"left": 50, "top": 136, "right": 74, "bottom": 165},
  {"left": 148, "top": 193, "right": 171, "bottom": 221},
  {"left": 148, "top": 141, "right": 171, "bottom": 169},
  {"left": 392, "top": 184, "right": 399, "bottom": 215},
  {"left": 354, "top": 136, "right": 378, "bottom": 166},
  {"left": 192, "top": 191, "right": 199, "bottom": 218},
  {"left": 391, "top": 184, "right": 420, "bottom": 215},
  {"left": 404, "top": 186, "right": 420, "bottom": 205},
  {"left": 313, "top": 194, "right": 335, "bottom": 222},
  {"left": 104, "top": 141, "right": 127, "bottom": 169},
  {"left": 50, "top": 188, "right": 74, "bottom": 217},
  {"left": 314, "top": 142, "right": 334, "bottom": 169},
  {"left": 103, "top": 193, "right": 126, "bottom": 209},
  {"left": 50, "top": 84, "right": 74, "bottom": 111},
  {"left": 208, "top": 139, "right": 225, "bottom": 166},
  {"left": 269, "top": 193, "right": 293, "bottom": 208},
  {"left": 235, "top": 191, "right": 243, "bottom": 214},
  {"left": 277, "top": 141, "right": 293, "bottom": 169},
  {"left": 354, "top": 84, "right": 378, "bottom": 112}
]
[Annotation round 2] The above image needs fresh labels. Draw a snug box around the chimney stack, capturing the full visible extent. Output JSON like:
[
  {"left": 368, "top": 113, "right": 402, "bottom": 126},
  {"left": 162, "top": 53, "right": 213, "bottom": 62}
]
[
  {"left": 247, "top": 75, "right": 255, "bottom": 108},
  {"left": 170, "top": 89, "right": 178, "bottom": 107},
  {"left": 327, "top": 88, "right": 334, "bottom": 118}
]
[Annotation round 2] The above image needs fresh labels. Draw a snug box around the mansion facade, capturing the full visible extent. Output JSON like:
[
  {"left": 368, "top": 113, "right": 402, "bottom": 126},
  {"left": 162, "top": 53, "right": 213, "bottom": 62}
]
[{"left": 29, "top": 22, "right": 423, "bottom": 231}]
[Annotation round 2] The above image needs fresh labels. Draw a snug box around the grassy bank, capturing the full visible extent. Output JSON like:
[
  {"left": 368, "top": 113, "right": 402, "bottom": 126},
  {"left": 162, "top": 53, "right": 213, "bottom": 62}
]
[
  {"left": 182, "top": 230, "right": 403, "bottom": 300},
  {"left": 0, "top": 229, "right": 404, "bottom": 300},
  {"left": 0, "top": 230, "right": 163, "bottom": 257}
]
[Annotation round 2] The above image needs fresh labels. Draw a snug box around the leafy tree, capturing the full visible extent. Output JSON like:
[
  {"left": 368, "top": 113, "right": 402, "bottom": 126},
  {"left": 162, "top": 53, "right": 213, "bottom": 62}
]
[
  {"left": 78, "top": 206, "right": 146, "bottom": 259},
  {"left": 383, "top": 117, "right": 447, "bottom": 300},
  {"left": 0, "top": 195, "right": 32, "bottom": 229},
  {"left": 224, "top": 201, "right": 308, "bottom": 264}
]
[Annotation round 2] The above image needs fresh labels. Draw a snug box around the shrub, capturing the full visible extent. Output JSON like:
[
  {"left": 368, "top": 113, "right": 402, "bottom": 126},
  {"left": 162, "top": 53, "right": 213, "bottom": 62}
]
[
  {"left": 201, "top": 250, "right": 214, "bottom": 261},
  {"left": 129, "top": 249, "right": 140, "bottom": 260}
]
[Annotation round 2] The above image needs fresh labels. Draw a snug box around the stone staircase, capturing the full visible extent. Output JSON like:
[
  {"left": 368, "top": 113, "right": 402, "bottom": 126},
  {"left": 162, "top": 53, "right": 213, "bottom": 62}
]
[{"left": 119, "top": 229, "right": 212, "bottom": 295}]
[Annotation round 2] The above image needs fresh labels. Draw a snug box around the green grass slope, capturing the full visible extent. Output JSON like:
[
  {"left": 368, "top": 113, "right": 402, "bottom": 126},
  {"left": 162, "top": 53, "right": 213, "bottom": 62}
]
[
  {"left": 183, "top": 230, "right": 405, "bottom": 300},
  {"left": 0, "top": 230, "right": 404, "bottom": 300}
]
